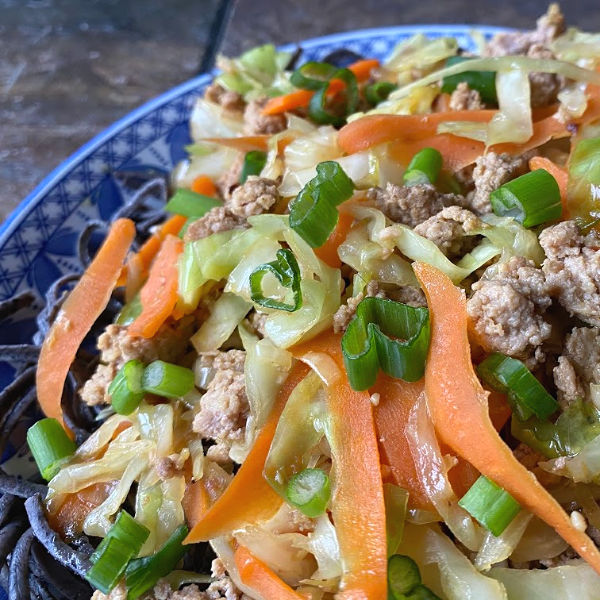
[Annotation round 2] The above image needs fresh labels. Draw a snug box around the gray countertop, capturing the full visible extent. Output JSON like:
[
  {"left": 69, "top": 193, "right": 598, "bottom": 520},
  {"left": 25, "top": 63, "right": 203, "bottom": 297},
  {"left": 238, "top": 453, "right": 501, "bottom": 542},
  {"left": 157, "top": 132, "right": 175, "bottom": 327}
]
[{"left": 1, "top": 0, "right": 599, "bottom": 221}]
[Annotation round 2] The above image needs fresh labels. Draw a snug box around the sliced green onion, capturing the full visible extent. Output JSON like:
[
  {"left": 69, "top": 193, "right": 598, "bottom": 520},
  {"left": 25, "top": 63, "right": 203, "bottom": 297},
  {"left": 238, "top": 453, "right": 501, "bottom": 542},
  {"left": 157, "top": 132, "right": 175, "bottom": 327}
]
[
  {"left": 165, "top": 188, "right": 222, "bottom": 219},
  {"left": 290, "top": 61, "right": 358, "bottom": 126},
  {"left": 441, "top": 56, "right": 497, "bottom": 104},
  {"left": 285, "top": 468, "right": 331, "bottom": 518},
  {"left": 477, "top": 353, "right": 559, "bottom": 421},
  {"left": 91, "top": 511, "right": 149, "bottom": 564},
  {"left": 365, "top": 81, "right": 397, "bottom": 106},
  {"left": 403, "top": 147, "right": 443, "bottom": 186},
  {"left": 86, "top": 537, "right": 133, "bottom": 594},
  {"left": 458, "top": 475, "right": 521, "bottom": 536},
  {"left": 142, "top": 360, "right": 195, "bottom": 399},
  {"left": 490, "top": 169, "right": 562, "bottom": 228},
  {"left": 108, "top": 360, "right": 145, "bottom": 415},
  {"left": 240, "top": 150, "right": 267, "bottom": 184},
  {"left": 27, "top": 418, "right": 76, "bottom": 481},
  {"left": 289, "top": 160, "right": 354, "bottom": 247},
  {"left": 125, "top": 525, "right": 189, "bottom": 600},
  {"left": 384, "top": 483, "right": 409, "bottom": 557},
  {"left": 388, "top": 554, "right": 422, "bottom": 598},
  {"left": 341, "top": 297, "right": 430, "bottom": 391},
  {"left": 249, "top": 248, "right": 302, "bottom": 311},
  {"left": 116, "top": 294, "right": 142, "bottom": 325}
]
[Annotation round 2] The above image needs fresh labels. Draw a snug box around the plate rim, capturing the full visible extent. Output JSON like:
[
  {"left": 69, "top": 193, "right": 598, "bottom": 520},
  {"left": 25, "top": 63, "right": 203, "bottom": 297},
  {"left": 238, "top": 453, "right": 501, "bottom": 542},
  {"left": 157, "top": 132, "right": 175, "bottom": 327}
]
[{"left": 0, "top": 23, "right": 513, "bottom": 246}]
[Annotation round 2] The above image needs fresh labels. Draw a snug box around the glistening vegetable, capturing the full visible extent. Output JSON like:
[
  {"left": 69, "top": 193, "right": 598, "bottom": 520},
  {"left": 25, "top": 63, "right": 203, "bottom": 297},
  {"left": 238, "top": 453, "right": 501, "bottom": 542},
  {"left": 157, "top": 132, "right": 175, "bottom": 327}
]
[
  {"left": 27, "top": 418, "right": 77, "bottom": 480},
  {"left": 458, "top": 476, "right": 521, "bottom": 536},
  {"left": 108, "top": 360, "right": 145, "bottom": 415},
  {"left": 490, "top": 169, "right": 562, "bottom": 227},
  {"left": 289, "top": 161, "right": 354, "bottom": 248},
  {"left": 141, "top": 360, "right": 195, "bottom": 399},
  {"left": 402, "top": 147, "right": 443, "bottom": 186},
  {"left": 285, "top": 468, "right": 331, "bottom": 517},
  {"left": 240, "top": 150, "right": 268, "bottom": 183},
  {"left": 441, "top": 55, "right": 497, "bottom": 104},
  {"left": 165, "top": 188, "right": 222, "bottom": 218},
  {"left": 387, "top": 554, "right": 441, "bottom": 600},
  {"left": 341, "top": 296, "right": 430, "bottom": 391}
]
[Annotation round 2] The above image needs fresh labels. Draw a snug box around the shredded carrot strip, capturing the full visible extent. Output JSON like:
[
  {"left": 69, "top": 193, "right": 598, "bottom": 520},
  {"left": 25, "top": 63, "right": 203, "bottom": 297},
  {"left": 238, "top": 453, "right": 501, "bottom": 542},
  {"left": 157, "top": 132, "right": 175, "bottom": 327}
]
[
  {"left": 184, "top": 362, "right": 310, "bottom": 543},
  {"left": 414, "top": 261, "right": 600, "bottom": 576},
  {"left": 262, "top": 58, "right": 380, "bottom": 116},
  {"left": 529, "top": 155, "right": 569, "bottom": 217},
  {"left": 314, "top": 211, "right": 354, "bottom": 268},
  {"left": 128, "top": 234, "right": 183, "bottom": 338},
  {"left": 234, "top": 545, "right": 305, "bottom": 600},
  {"left": 36, "top": 218, "right": 136, "bottom": 430},
  {"left": 191, "top": 175, "right": 217, "bottom": 196}
]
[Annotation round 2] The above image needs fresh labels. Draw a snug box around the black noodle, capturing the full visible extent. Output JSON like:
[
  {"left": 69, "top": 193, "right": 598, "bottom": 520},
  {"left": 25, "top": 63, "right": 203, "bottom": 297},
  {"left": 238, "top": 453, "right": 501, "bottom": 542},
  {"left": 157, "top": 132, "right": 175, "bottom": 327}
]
[{"left": 0, "top": 170, "right": 216, "bottom": 599}]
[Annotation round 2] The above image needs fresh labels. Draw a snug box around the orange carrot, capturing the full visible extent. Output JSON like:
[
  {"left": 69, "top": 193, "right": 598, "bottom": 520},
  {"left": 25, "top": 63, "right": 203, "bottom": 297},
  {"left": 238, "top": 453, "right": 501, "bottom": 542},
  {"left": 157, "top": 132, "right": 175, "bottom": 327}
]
[
  {"left": 182, "top": 479, "right": 210, "bottom": 529},
  {"left": 529, "top": 156, "right": 569, "bottom": 217},
  {"left": 413, "top": 261, "right": 600, "bottom": 575},
  {"left": 36, "top": 218, "right": 135, "bottom": 430},
  {"left": 191, "top": 175, "right": 217, "bottom": 196},
  {"left": 371, "top": 376, "right": 433, "bottom": 511},
  {"left": 313, "top": 211, "right": 354, "bottom": 268},
  {"left": 128, "top": 234, "right": 183, "bottom": 338},
  {"left": 234, "top": 545, "right": 305, "bottom": 600},
  {"left": 184, "top": 362, "right": 310, "bottom": 543},
  {"left": 262, "top": 58, "right": 380, "bottom": 116},
  {"left": 293, "top": 333, "right": 387, "bottom": 600}
]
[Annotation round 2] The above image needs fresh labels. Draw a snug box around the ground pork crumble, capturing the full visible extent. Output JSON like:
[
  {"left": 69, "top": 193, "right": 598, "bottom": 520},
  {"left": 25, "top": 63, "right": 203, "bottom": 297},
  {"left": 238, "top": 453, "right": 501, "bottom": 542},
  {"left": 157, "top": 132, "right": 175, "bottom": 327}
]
[
  {"left": 449, "top": 82, "right": 484, "bottom": 111},
  {"left": 366, "top": 182, "right": 466, "bottom": 228},
  {"left": 193, "top": 350, "right": 249, "bottom": 464},
  {"left": 204, "top": 82, "right": 245, "bottom": 113},
  {"left": 539, "top": 220, "right": 600, "bottom": 327},
  {"left": 243, "top": 98, "right": 287, "bottom": 135},
  {"left": 80, "top": 322, "right": 189, "bottom": 406},
  {"left": 467, "top": 256, "right": 551, "bottom": 364}
]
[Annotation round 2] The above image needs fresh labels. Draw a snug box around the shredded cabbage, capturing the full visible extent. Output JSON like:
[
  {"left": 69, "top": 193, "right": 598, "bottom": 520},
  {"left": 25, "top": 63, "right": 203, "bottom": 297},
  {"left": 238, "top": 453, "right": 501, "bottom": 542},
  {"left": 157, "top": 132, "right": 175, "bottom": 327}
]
[
  {"left": 406, "top": 394, "right": 484, "bottom": 551},
  {"left": 293, "top": 514, "right": 342, "bottom": 581},
  {"left": 490, "top": 562, "right": 600, "bottom": 599},
  {"left": 551, "top": 29, "right": 600, "bottom": 68},
  {"left": 190, "top": 97, "right": 245, "bottom": 141},
  {"left": 174, "top": 146, "right": 240, "bottom": 188},
  {"left": 540, "top": 433, "right": 600, "bottom": 483},
  {"left": 510, "top": 516, "right": 569, "bottom": 564}
]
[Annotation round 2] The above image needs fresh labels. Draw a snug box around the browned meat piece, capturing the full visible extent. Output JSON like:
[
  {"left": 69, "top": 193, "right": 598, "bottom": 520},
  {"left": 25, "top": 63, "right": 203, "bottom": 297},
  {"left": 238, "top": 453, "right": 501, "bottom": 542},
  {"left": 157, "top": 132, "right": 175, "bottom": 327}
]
[
  {"left": 554, "top": 326, "right": 600, "bottom": 406},
  {"left": 193, "top": 350, "right": 249, "bottom": 463},
  {"left": 333, "top": 280, "right": 384, "bottom": 333},
  {"left": 414, "top": 206, "right": 481, "bottom": 258},
  {"left": 539, "top": 221, "right": 600, "bottom": 326},
  {"left": 467, "top": 256, "right": 551, "bottom": 364},
  {"left": 485, "top": 3, "right": 565, "bottom": 57},
  {"left": 367, "top": 183, "right": 465, "bottom": 228},
  {"left": 527, "top": 44, "right": 562, "bottom": 107},
  {"left": 449, "top": 82, "right": 484, "bottom": 111},
  {"left": 204, "top": 82, "right": 245, "bottom": 112},
  {"left": 217, "top": 153, "right": 244, "bottom": 200},
  {"left": 466, "top": 152, "right": 530, "bottom": 215},
  {"left": 183, "top": 206, "right": 247, "bottom": 243},
  {"left": 243, "top": 98, "right": 287, "bottom": 135},
  {"left": 227, "top": 176, "right": 280, "bottom": 218},
  {"left": 80, "top": 323, "right": 187, "bottom": 406}
]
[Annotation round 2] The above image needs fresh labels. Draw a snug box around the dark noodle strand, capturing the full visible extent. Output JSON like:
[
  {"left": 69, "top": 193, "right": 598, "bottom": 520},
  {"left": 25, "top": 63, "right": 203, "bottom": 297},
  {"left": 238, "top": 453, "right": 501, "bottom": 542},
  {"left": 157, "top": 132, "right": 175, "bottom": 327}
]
[
  {"left": 0, "top": 366, "right": 35, "bottom": 415},
  {"left": 0, "top": 522, "right": 28, "bottom": 567},
  {"left": 8, "top": 528, "right": 34, "bottom": 600},
  {"left": 24, "top": 495, "right": 92, "bottom": 577},
  {"left": 0, "top": 389, "right": 38, "bottom": 459},
  {"left": 0, "top": 345, "right": 40, "bottom": 365},
  {"left": 77, "top": 221, "right": 109, "bottom": 269},
  {"left": 0, "top": 291, "right": 36, "bottom": 322},
  {"left": 0, "top": 476, "right": 46, "bottom": 499},
  {"left": 29, "top": 575, "right": 53, "bottom": 600},
  {"left": 0, "top": 494, "right": 15, "bottom": 527}
]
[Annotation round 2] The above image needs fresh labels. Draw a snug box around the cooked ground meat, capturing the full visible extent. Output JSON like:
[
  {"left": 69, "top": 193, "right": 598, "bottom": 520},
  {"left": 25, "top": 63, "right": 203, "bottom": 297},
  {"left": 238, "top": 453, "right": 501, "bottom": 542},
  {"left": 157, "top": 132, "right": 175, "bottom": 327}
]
[
  {"left": 384, "top": 285, "right": 427, "bottom": 308},
  {"left": 485, "top": 3, "right": 565, "bottom": 57},
  {"left": 333, "top": 280, "right": 384, "bottom": 333},
  {"left": 466, "top": 152, "right": 530, "bottom": 215},
  {"left": 204, "top": 82, "right": 245, "bottom": 112},
  {"left": 449, "top": 82, "right": 484, "bottom": 111},
  {"left": 414, "top": 206, "right": 481, "bottom": 258},
  {"left": 554, "top": 326, "right": 600, "bottom": 406},
  {"left": 217, "top": 153, "right": 244, "bottom": 200},
  {"left": 183, "top": 206, "right": 247, "bottom": 243},
  {"left": 193, "top": 350, "right": 249, "bottom": 463},
  {"left": 367, "top": 183, "right": 465, "bottom": 228},
  {"left": 80, "top": 323, "right": 185, "bottom": 406},
  {"left": 467, "top": 256, "right": 551, "bottom": 363},
  {"left": 243, "top": 98, "right": 287, "bottom": 135},
  {"left": 539, "top": 220, "right": 600, "bottom": 326},
  {"left": 246, "top": 310, "right": 268, "bottom": 338},
  {"left": 527, "top": 44, "right": 562, "bottom": 107},
  {"left": 226, "top": 176, "right": 280, "bottom": 218},
  {"left": 154, "top": 450, "right": 189, "bottom": 480}
]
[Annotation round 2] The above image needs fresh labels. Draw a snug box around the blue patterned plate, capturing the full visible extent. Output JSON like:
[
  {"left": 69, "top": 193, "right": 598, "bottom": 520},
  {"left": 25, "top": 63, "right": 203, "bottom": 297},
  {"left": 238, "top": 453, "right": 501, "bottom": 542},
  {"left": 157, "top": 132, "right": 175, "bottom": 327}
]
[{"left": 0, "top": 25, "right": 509, "bottom": 389}]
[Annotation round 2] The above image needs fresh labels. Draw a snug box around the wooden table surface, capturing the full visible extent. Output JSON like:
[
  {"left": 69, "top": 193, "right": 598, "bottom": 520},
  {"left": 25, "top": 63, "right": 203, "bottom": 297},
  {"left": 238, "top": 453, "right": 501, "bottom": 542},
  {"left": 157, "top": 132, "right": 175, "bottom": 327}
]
[{"left": 1, "top": 0, "right": 598, "bottom": 221}]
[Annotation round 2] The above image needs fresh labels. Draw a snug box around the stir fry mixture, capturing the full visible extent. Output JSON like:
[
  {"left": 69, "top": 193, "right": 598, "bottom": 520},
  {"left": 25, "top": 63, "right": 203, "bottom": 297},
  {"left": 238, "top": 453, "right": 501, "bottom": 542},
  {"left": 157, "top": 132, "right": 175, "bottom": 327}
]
[{"left": 28, "top": 4, "right": 600, "bottom": 599}]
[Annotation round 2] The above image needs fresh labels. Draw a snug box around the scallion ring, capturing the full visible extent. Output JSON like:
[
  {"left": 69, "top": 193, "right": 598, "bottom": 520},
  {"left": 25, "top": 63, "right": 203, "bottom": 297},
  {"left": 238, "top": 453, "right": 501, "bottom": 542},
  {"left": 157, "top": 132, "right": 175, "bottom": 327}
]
[
  {"left": 289, "top": 160, "right": 354, "bottom": 248},
  {"left": 27, "top": 418, "right": 77, "bottom": 481},
  {"left": 341, "top": 297, "right": 431, "bottom": 391},
  {"left": 165, "top": 188, "right": 222, "bottom": 219},
  {"left": 441, "top": 55, "right": 497, "bottom": 104},
  {"left": 286, "top": 468, "right": 331, "bottom": 517},
  {"left": 458, "top": 475, "right": 521, "bottom": 536},
  {"left": 403, "top": 147, "right": 443, "bottom": 186},
  {"left": 141, "top": 360, "right": 195, "bottom": 399},
  {"left": 90, "top": 511, "right": 149, "bottom": 565},
  {"left": 108, "top": 359, "right": 145, "bottom": 415},
  {"left": 249, "top": 248, "right": 302, "bottom": 312},
  {"left": 477, "top": 352, "right": 559, "bottom": 421},
  {"left": 365, "top": 81, "right": 397, "bottom": 106},
  {"left": 387, "top": 554, "right": 441, "bottom": 600},
  {"left": 240, "top": 150, "right": 268, "bottom": 184},
  {"left": 490, "top": 169, "right": 562, "bottom": 227},
  {"left": 85, "top": 537, "right": 134, "bottom": 594}
]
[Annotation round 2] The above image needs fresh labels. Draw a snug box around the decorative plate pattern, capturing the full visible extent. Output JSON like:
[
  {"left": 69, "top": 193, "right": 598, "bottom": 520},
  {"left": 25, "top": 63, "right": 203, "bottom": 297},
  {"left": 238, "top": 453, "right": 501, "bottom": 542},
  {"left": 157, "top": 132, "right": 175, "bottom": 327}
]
[{"left": 0, "top": 25, "right": 508, "bottom": 388}]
